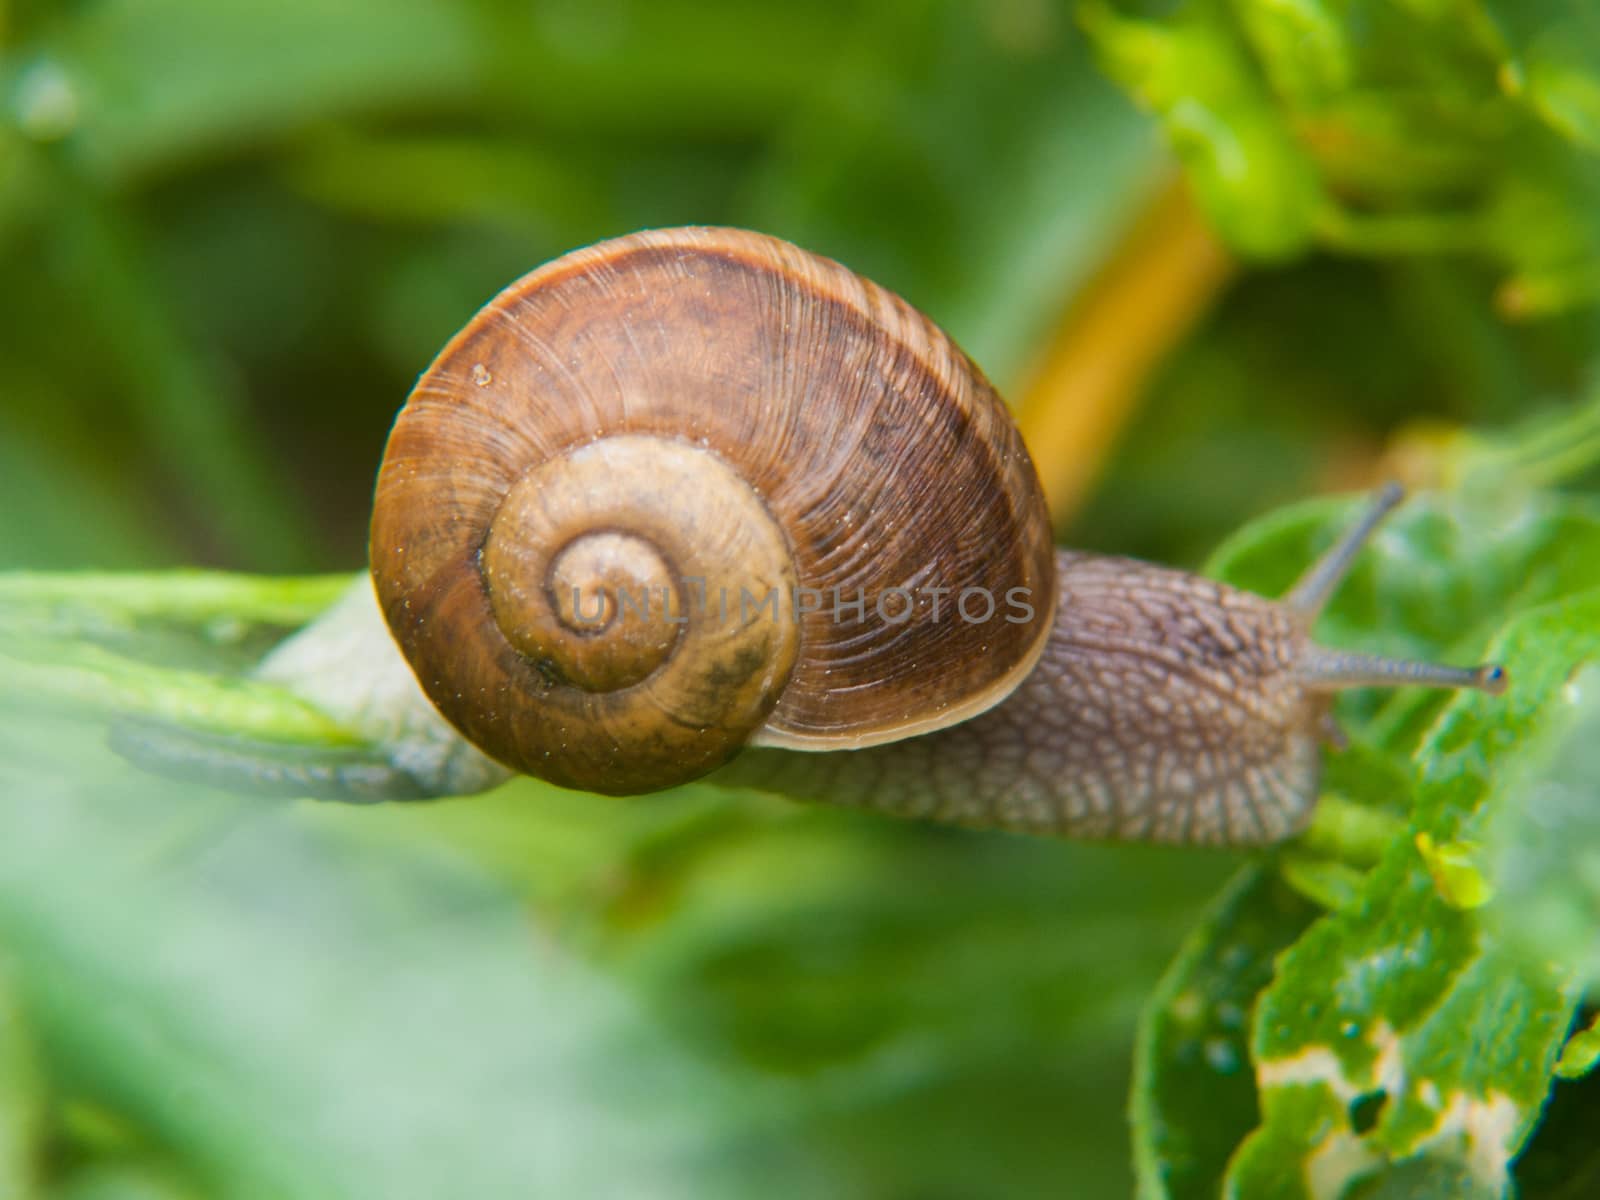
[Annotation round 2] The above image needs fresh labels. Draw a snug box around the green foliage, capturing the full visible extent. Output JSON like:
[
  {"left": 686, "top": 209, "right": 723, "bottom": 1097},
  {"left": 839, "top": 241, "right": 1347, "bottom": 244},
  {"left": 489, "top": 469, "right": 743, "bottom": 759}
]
[
  {"left": 1082, "top": 0, "right": 1600, "bottom": 311},
  {"left": 0, "top": 700, "right": 1236, "bottom": 1198},
  {"left": 0, "top": 0, "right": 1154, "bottom": 573},
  {"left": 3, "top": 1, "right": 1600, "bottom": 1197},
  {"left": 1228, "top": 598, "right": 1593, "bottom": 1197},
  {"left": 8, "top": 443, "right": 1600, "bottom": 1197},
  {"left": 1133, "top": 865, "right": 1319, "bottom": 1199},
  {"left": 1126, "top": 463, "right": 1600, "bottom": 1198},
  {"left": 0, "top": 969, "right": 42, "bottom": 1198},
  {"left": 0, "top": 571, "right": 360, "bottom": 745},
  {"left": 1488, "top": 664, "right": 1600, "bottom": 990}
]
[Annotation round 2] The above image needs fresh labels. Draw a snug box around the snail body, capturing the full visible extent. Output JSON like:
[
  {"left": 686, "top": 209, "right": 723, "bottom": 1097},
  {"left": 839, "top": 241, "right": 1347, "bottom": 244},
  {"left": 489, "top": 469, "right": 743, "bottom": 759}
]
[
  {"left": 715, "top": 551, "right": 1324, "bottom": 844},
  {"left": 368, "top": 226, "right": 1504, "bottom": 846}
]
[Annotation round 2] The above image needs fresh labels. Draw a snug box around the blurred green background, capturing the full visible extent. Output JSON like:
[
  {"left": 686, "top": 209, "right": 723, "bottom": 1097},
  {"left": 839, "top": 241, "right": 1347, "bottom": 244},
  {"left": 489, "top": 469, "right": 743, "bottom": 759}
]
[
  {"left": 9, "top": 0, "right": 1594, "bottom": 580},
  {"left": 2, "top": 1, "right": 1599, "bottom": 1197},
  {"left": 0, "top": 0, "right": 1165, "bottom": 573}
]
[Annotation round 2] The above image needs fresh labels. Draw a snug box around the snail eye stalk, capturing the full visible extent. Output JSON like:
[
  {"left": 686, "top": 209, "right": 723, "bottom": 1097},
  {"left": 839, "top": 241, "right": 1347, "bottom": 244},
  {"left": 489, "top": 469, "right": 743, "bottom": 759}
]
[{"left": 1285, "top": 484, "right": 1507, "bottom": 696}]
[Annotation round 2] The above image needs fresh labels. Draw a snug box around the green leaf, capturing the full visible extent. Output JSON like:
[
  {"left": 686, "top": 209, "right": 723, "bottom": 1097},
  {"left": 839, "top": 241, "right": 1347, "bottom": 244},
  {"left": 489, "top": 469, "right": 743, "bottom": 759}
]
[
  {"left": 1081, "top": 0, "right": 1600, "bottom": 305},
  {"left": 1132, "top": 865, "right": 1319, "bottom": 1200},
  {"left": 1224, "top": 592, "right": 1600, "bottom": 1198},
  {"left": 0, "top": 716, "right": 800, "bottom": 1199},
  {"left": 1078, "top": 0, "right": 1321, "bottom": 259},
  {"left": 1208, "top": 485, "right": 1600, "bottom": 754},
  {"left": 1412, "top": 833, "right": 1494, "bottom": 911},
  {"left": 0, "top": 966, "right": 42, "bottom": 1200},
  {"left": 1555, "top": 1012, "right": 1600, "bottom": 1081},
  {"left": 0, "top": 572, "right": 367, "bottom": 746},
  {"left": 0, "top": 667, "right": 1233, "bottom": 1198},
  {"left": 1485, "top": 662, "right": 1600, "bottom": 987},
  {"left": 0, "top": 571, "right": 354, "bottom": 673}
]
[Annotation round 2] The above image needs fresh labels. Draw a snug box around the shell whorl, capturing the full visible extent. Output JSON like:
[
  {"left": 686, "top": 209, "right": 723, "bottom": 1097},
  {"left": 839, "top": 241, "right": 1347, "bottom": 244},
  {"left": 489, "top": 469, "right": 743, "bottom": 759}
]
[{"left": 370, "top": 227, "right": 1056, "bottom": 794}]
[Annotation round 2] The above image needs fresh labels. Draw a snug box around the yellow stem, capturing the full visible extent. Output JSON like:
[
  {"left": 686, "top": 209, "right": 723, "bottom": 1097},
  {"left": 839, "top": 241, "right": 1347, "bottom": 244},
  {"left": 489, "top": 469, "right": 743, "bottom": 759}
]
[{"left": 1016, "top": 175, "right": 1236, "bottom": 523}]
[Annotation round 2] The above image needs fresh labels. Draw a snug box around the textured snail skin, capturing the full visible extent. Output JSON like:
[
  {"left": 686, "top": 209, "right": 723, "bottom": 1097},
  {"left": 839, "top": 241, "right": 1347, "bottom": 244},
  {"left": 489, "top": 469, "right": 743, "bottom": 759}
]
[{"left": 714, "top": 552, "right": 1323, "bottom": 846}]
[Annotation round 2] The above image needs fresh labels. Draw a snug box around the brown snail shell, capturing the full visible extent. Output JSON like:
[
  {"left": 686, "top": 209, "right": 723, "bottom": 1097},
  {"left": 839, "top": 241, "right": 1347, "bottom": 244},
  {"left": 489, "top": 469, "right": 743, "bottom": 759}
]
[{"left": 370, "top": 227, "right": 1056, "bottom": 794}]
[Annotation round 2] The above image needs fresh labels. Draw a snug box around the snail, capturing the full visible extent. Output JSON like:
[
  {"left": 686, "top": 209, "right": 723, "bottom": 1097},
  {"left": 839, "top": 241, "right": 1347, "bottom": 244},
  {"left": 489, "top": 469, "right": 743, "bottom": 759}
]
[{"left": 352, "top": 225, "right": 1505, "bottom": 846}]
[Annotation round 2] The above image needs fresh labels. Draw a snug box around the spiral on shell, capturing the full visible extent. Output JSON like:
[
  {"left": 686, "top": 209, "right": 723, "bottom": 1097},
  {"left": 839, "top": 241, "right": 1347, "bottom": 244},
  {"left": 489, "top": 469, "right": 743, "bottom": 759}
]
[{"left": 370, "top": 227, "right": 1057, "bottom": 793}]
